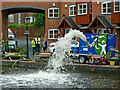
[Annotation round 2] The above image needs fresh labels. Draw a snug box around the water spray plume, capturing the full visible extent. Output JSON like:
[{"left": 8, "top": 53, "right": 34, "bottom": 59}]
[{"left": 46, "top": 29, "right": 89, "bottom": 73}]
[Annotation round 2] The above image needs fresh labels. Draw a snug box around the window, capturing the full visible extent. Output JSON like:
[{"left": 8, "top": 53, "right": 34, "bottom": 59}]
[
  {"left": 102, "top": 1, "right": 111, "bottom": 14},
  {"left": 18, "top": 13, "right": 21, "bottom": 25},
  {"left": 8, "top": 14, "right": 14, "bottom": 22},
  {"left": 78, "top": 3, "right": 87, "bottom": 15},
  {"left": 48, "top": 29, "right": 59, "bottom": 39},
  {"left": 48, "top": 8, "right": 59, "bottom": 18},
  {"left": 114, "top": 0, "right": 120, "bottom": 12},
  {"left": 97, "top": 29, "right": 111, "bottom": 34},
  {"left": 69, "top": 5, "right": 76, "bottom": 16},
  {"left": 90, "top": 3, "right": 92, "bottom": 14}
]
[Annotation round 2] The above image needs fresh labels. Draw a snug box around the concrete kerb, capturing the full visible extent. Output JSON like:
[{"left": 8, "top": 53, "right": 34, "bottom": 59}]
[{"left": 1, "top": 59, "right": 120, "bottom": 74}]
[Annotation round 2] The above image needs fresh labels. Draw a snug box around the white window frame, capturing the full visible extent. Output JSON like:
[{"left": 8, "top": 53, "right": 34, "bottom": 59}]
[
  {"left": 78, "top": 3, "right": 87, "bottom": 15},
  {"left": 114, "top": 0, "right": 120, "bottom": 12},
  {"left": 8, "top": 14, "right": 14, "bottom": 22},
  {"left": 48, "top": 8, "right": 59, "bottom": 18},
  {"left": 69, "top": 5, "right": 76, "bottom": 16},
  {"left": 18, "top": 13, "right": 21, "bottom": 25},
  {"left": 102, "top": 1, "right": 111, "bottom": 14},
  {"left": 90, "top": 3, "right": 92, "bottom": 14},
  {"left": 48, "top": 29, "right": 59, "bottom": 39}
]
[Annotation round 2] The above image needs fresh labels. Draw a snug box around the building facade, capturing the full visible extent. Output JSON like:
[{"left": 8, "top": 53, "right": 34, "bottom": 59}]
[
  {"left": 57, "top": 0, "right": 120, "bottom": 52},
  {"left": 8, "top": 13, "right": 34, "bottom": 25},
  {"left": 0, "top": 0, "right": 120, "bottom": 51},
  {"left": 52, "top": 0, "right": 120, "bottom": 51}
]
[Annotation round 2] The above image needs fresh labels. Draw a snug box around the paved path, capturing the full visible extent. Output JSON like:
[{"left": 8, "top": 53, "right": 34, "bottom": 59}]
[{"left": 0, "top": 39, "right": 48, "bottom": 60}]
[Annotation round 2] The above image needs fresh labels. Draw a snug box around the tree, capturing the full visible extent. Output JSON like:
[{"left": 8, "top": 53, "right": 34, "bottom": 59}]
[{"left": 33, "top": 13, "right": 45, "bottom": 30}]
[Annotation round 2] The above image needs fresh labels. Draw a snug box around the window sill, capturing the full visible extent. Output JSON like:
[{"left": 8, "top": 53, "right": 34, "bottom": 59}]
[
  {"left": 48, "top": 18, "right": 60, "bottom": 20},
  {"left": 48, "top": 17, "right": 59, "bottom": 18},
  {"left": 77, "top": 14, "right": 87, "bottom": 15},
  {"left": 101, "top": 13, "right": 111, "bottom": 15},
  {"left": 114, "top": 11, "right": 120, "bottom": 13},
  {"left": 69, "top": 15, "right": 76, "bottom": 17}
]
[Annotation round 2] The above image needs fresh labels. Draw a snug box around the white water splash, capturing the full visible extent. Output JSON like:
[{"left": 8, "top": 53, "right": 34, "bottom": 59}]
[
  {"left": 46, "top": 29, "right": 87, "bottom": 73},
  {"left": 0, "top": 70, "right": 90, "bottom": 88}
]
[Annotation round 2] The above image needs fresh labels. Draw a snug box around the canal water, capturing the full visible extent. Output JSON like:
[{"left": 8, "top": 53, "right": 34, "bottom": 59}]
[
  {"left": 0, "top": 66, "right": 120, "bottom": 88},
  {"left": 0, "top": 30, "right": 120, "bottom": 88}
]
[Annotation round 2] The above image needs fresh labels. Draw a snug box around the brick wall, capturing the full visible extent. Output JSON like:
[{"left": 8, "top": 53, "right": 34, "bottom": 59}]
[
  {"left": 92, "top": 2, "right": 101, "bottom": 16},
  {"left": 11, "top": 26, "right": 45, "bottom": 39},
  {"left": 1, "top": 1, "right": 120, "bottom": 51},
  {"left": 116, "top": 29, "right": 120, "bottom": 52},
  {"left": 0, "top": 2, "right": 2, "bottom": 39},
  {"left": 8, "top": 13, "right": 34, "bottom": 25}
]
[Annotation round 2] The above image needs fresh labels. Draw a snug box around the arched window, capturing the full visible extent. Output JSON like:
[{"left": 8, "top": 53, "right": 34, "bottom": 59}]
[{"left": 8, "top": 14, "right": 14, "bottom": 22}]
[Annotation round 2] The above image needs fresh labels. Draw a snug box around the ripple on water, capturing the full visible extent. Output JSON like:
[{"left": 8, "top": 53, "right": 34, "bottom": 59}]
[{"left": 0, "top": 70, "right": 89, "bottom": 88}]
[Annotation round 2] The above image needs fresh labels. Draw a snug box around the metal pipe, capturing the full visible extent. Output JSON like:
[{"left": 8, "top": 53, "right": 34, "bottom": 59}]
[
  {"left": 85, "top": 36, "right": 98, "bottom": 48},
  {"left": 26, "top": 24, "right": 29, "bottom": 59}
]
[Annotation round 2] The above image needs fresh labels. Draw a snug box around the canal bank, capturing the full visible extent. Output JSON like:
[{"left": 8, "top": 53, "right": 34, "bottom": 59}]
[{"left": 1, "top": 59, "right": 120, "bottom": 74}]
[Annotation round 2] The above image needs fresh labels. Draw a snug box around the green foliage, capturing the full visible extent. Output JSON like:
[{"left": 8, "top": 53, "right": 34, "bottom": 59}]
[
  {"left": 2, "top": 40, "right": 8, "bottom": 52},
  {"left": 35, "top": 33, "right": 40, "bottom": 36},
  {"left": 33, "top": 13, "right": 45, "bottom": 29},
  {"left": 8, "top": 13, "right": 44, "bottom": 29},
  {"left": 8, "top": 23, "right": 34, "bottom": 28},
  {"left": 19, "top": 24, "right": 27, "bottom": 27},
  {"left": 8, "top": 24, "right": 19, "bottom": 28},
  {"left": 29, "top": 22, "right": 34, "bottom": 26},
  {"left": 8, "top": 63, "right": 13, "bottom": 67},
  {"left": 16, "top": 47, "right": 25, "bottom": 55}
]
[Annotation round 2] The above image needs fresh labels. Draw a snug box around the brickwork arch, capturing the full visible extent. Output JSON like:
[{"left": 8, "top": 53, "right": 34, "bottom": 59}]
[
  {"left": 0, "top": 1, "right": 76, "bottom": 46},
  {"left": 2, "top": 6, "right": 45, "bottom": 14},
  {"left": 1, "top": 3, "right": 47, "bottom": 40}
]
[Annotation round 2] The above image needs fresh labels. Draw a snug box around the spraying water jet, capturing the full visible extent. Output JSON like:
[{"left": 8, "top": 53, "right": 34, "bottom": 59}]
[{"left": 46, "top": 29, "right": 98, "bottom": 73}]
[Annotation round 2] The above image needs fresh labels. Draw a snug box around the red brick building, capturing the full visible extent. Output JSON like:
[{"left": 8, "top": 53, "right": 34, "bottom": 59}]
[
  {"left": 57, "top": 0, "right": 120, "bottom": 52},
  {"left": 0, "top": 0, "right": 120, "bottom": 51},
  {"left": 8, "top": 13, "right": 43, "bottom": 39},
  {"left": 8, "top": 13, "right": 34, "bottom": 25},
  {"left": 78, "top": 0, "right": 120, "bottom": 51}
]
